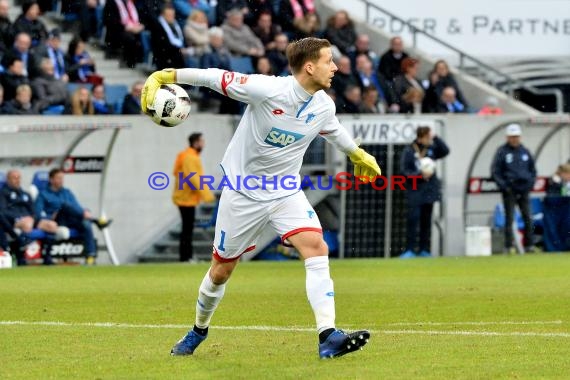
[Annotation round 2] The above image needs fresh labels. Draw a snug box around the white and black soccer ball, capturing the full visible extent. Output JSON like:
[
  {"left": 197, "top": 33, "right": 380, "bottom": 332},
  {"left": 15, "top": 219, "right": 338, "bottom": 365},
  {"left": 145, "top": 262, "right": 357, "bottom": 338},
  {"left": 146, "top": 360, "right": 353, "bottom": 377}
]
[
  {"left": 420, "top": 157, "right": 436, "bottom": 177},
  {"left": 150, "top": 84, "right": 192, "bottom": 127}
]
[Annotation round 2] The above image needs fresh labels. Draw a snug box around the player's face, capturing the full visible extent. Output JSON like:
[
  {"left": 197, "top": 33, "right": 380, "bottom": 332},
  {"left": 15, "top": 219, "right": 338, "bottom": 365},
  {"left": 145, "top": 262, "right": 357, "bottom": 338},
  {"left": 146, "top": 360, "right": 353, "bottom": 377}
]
[{"left": 312, "top": 47, "right": 337, "bottom": 90}]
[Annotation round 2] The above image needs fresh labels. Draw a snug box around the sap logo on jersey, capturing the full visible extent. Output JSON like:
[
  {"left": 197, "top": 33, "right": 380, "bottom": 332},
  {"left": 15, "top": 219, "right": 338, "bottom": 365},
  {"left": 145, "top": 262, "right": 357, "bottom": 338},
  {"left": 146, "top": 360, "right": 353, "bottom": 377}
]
[{"left": 264, "top": 127, "right": 305, "bottom": 148}]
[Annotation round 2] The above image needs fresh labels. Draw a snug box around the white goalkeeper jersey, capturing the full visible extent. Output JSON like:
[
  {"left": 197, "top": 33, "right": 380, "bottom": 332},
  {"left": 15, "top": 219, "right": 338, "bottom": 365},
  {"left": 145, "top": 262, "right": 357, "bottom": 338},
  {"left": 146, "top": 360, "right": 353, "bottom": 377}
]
[{"left": 177, "top": 68, "right": 357, "bottom": 201}]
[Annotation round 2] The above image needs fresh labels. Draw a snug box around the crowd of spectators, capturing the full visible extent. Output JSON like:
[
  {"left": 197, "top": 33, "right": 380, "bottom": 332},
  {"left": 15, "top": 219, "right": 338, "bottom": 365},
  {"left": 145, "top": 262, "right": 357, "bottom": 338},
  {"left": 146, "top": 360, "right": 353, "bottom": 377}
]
[{"left": 0, "top": 1, "right": 499, "bottom": 116}]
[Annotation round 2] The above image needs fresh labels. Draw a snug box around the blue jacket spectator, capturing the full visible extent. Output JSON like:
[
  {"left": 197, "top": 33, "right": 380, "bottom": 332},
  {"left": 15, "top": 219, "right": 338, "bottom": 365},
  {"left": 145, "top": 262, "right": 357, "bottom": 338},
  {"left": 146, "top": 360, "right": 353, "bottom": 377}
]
[
  {"left": 33, "top": 29, "right": 67, "bottom": 81},
  {"left": 0, "top": 172, "right": 34, "bottom": 225},
  {"left": 65, "top": 37, "right": 98, "bottom": 84}
]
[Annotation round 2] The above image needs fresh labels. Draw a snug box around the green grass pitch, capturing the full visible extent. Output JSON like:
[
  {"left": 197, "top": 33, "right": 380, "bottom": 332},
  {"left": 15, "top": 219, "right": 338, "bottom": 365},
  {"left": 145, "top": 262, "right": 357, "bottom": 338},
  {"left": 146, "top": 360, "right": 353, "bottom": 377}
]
[{"left": 1, "top": 255, "right": 570, "bottom": 379}]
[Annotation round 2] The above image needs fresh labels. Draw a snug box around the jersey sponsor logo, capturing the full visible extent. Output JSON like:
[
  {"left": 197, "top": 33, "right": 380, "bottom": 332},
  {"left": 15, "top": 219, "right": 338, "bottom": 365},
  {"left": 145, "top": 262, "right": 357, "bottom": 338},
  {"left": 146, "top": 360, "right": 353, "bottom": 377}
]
[
  {"left": 305, "top": 113, "right": 316, "bottom": 124},
  {"left": 307, "top": 210, "right": 315, "bottom": 219},
  {"left": 264, "top": 127, "right": 305, "bottom": 148},
  {"left": 236, "top": 75, "right": 249, "bottom": 85},
  {"left": 272, "top": 108, "right": 285, "bottom": 115}
]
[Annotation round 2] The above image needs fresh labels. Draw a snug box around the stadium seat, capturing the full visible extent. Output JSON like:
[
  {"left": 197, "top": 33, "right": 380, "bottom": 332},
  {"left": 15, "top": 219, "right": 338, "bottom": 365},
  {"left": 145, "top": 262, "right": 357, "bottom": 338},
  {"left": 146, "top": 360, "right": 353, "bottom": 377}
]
[
  {"left": 29, "top": 171, "right": 50, "bottom": 201},
  {"left": 195, "top": 202, "right": 218, "bottom": 229},
  {"left": 229, "top": 56, "right": 254, "bottom": 74},
  {"left": 105, "top": 84, "right": 129, "bottom": 114},
  {"left": 67, "top": 83, "right": 93, "bottom": 96}
]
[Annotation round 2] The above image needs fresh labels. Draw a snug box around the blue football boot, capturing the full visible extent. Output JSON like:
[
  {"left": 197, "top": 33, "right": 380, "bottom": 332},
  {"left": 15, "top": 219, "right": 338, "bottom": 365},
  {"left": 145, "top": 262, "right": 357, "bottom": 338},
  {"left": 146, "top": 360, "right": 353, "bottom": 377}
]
[
  {"left": 171, "top": 330, "right": 207, "bottom": 356},
  {"left": 319, "top": 329, "right": 370, "bottom": 359}
]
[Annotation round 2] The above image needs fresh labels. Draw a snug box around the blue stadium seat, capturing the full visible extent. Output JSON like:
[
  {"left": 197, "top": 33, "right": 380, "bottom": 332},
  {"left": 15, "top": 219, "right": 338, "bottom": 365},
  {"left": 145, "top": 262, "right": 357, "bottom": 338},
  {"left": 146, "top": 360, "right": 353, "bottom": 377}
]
[
  {"left": 105, "top": 84, "right": 128, "bottom": 114},
  {"left": 32, "top": 171, "right": 50, "bottom": 193},
  {"left": 229, "top": 56, "right": 254, "bottom": 74},
  {"left": 195, "top": 202, "right": 218, "bottom": 229}
]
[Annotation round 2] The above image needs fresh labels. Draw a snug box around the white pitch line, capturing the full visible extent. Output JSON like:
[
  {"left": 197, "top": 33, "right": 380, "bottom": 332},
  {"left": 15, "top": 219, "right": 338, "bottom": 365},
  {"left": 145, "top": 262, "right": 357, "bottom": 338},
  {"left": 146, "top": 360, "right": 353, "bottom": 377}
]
[
  {"left": 0, "top": 320, "right": 569, "bottom": 338},
  {"left": 384, "top": 320, "right": 564, "bottom": 326}
]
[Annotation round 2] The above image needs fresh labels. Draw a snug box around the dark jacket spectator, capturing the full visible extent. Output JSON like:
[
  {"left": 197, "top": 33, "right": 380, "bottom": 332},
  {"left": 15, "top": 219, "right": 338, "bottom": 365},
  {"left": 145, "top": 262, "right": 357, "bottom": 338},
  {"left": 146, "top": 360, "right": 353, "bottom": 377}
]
[
  {"left": 435, "top": 86, "right": 466, "bottom": 113},
  {"left": 0, "top": 0, "right": 13, "bottom": 52},
  {"left": 246, "top": 0, "right": 274, "bottom": 26},
  {"left": 183, "top": 10, "right": 210, "bottom": 57},
  {"left": 0, "top": 55, "right": 29, "bottom": 101},
  {"left": 359, "top": 86, "right": 383, "bottom": 114},
  {"left": 0, "top": 173, "right": 34, "bottom": 224},
  {"left": 92, "top": 84, "right": 114, "bottom": 115},
  {"left": 331, "top": 55, "right": 360, "bottom": 102},
  {"left": 122, "top": 81, "right": 142, "bottom": 114},
  {"left": 151, "top": 4, "right": 186, "bottom": 70},
  {"left": 11, "top": 32, "right": 35, "bottom": 78},
  {"left": 252, "top": 12, "right": 281, "bottom": 50},
  {"left": 393, "top": 58, "right": 424, "bottom": 114},
  {"left": 491, "top": 124, "right": 536, "bottom": 250},
  {"left": 2, "top": 83, "right": 38, "bottom": 114},
  {"left": 68, "top": 86, "right": 94, "bottom": 115},
  {"left": 348, "top": 34, "right": 379, "bottom": 72},
  {"left": 378, "top": 36, "right": 409, "bottom": 82},
  {"left": 11, "top": 1, "right": 48, "bottom": 47},
  {"left": 221, "top": 8, "right": 264, "bottom": 57},
  {"left": 31, "top": 58, "right": 68, "bottom": 113},
  {"left": 277, "top": 0, "right": 316, "bottom": 36},
  {"left": 400, "top": 127, "right": 450, "bottom": 257},
  {"left": 336, "top": 84, "right": 361, "bottom": 114},
  {"left": 266, "top": 33, "right": 289, "bottom": 76},
  {"left": 65, "top": 37, "right": 98, "bottom": 83},
  {"left": 32, "top": 29, "right": 68, "bottom": 81},
  {"left": 103, "top": 0, "right": 146, "bottom": 68},
  {"left": 215, "top": 0, "right": 249, "bottom": 25},
  {"left": 255, "top": 56, "right": 273, "bottom": 75},
  {"left": 431, "top": 60, "right": 468, "bottom": 109},
  {"left": 324, "top": 10, "right": 356, "bottom": 55}
]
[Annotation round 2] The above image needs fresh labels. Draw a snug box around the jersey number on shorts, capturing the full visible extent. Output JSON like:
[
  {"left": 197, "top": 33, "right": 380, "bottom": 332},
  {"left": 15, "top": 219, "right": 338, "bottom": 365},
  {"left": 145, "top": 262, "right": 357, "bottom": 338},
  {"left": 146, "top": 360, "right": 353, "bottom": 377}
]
[{"left": 218, "top": 230, "right": 226, "bottom": 251}]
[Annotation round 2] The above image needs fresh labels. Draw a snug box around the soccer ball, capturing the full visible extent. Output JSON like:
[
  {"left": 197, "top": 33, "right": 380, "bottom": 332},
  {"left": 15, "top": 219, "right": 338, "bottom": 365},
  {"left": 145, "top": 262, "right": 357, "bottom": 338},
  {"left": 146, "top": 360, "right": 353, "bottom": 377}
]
[
  {"left": 149, "top": 84, "right": 191, "bottom": 127},
  {"left": 420, "top": 157, "right": 436, "bottom": 177}
]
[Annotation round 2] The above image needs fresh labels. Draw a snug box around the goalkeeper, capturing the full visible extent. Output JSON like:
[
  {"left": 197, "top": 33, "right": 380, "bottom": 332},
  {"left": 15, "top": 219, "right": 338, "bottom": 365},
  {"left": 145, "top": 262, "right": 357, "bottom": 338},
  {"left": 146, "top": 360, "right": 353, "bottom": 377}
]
[{"left": 142, "top": 37, "right": 381, "bottom": 359}]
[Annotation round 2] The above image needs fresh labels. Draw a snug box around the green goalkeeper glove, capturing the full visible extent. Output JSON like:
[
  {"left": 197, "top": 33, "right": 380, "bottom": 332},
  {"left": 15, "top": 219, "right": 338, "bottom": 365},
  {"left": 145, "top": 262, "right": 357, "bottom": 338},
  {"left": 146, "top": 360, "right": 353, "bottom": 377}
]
[
  {"left": 141, "top": 69, "right": 176, "bottom": 114},
  {"left": 348, "top": 147, "right": 382, "bottom": 182}
]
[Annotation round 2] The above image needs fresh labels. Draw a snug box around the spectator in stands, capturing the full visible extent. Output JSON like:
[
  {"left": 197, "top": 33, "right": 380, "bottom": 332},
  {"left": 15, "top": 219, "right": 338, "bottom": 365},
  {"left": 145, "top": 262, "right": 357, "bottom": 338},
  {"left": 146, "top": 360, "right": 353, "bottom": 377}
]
[
  {"left": 0, "top": 83, "right": 6, "bottom": 113},
  {"left": 378, "top": 36, "right": 408, "bottom": 83},
  {"left": 69, "top": 86, "right": 94, "bottom": 115},
  {"left": 436, "top": 86, "right": 466, "bottom": 113},
  {"left": 2, "top": 83, "right": 37, "bottom": 114},
  {"left": 491, "top": 123, "right": 537, "bottom": 253},
  {"left": 337, "top": 84, "right": 361, "bottom": 114},
  {"left": 31, "top": 58, "right": 68, "bottom": 114},
  {"left": 393, "top": 57, "right": 423, "bottom": 114},
  {"left": 331, "top": 55, "right": 359, "bottom": 103},
  {"left": 422, "top": 69, "right": 440, "bottom": 113},
  {"left": 35, "top": 168, "right": 111, "bottom": 265},
  {"left": 324, "top": 10, "right": 356, "bottom": 56},
  {"left": 292, "top": 11, "right": 320, "bottom": 40},
  {"left": 348, "top": 34, "right": 379, "bottom": 72},
  {"left": 122, "top": 81, "right": 143, "bottom": 114},
  {"left": 103, "top": 0, "right": 146, "bottom": 68},
  {"left": 184, "top": 10, "right": 210, "bottom": 58},
  {"left": 546, "top": 163, "right": 570, "bottom": 197},
  {"left": 277, "top": 0, "right": 316, "bottom": 38},
  {"left": 172, "top": 132, "right": 214, "bottom": 262},
  {"left": 173, "top": 0, "right": 212, "bottom": 28},
  {"left": 0, "top": 170, "right": 35, "bottom": 236},
  {"left": 354, "top": 54, "right": 385, "bottom": 102},
  {"left": 431, "top": 60, "right": 468, "bottom": 109},
  {"left": 61, "top": 0, "right": 102, "bottom": 42},
  {"left": 266, "top": 33, "right": 289, "bottom": 76},
  {"left": 92, "top": 84, "right": 114, "bottom": 114},
  {"left": 255, "top": 56, "right": 273, "bottom": 75},
  {"left": 0, "top": 0, "right": 13, "bottom": 53},
  {"left": 0, "top": 55, "right": 29, "bottom": 101},
  {"left": 151, "top": 4, "right": 187, "bottom": 70},
  {"left": 11, "top": 1, "right": 48, "bottom": 47},
  {"left": 65, "top": 37, "right": 100, "bottom": 84},
  {"left": 400, "top": 126, "right": 450, "bottom": 258},
  {"left": 359, "top": 86, "right": 382, "bottom": 114},
  {"left": 33, "top": 29, "right": 68, "bottom": 82},
  {"left": 221, "top": 8, "right": 264, "bottom": 58},
  {"left": 215, "top": 0, "right": 249, "bottom": 26},
  {"left": 11, "top": 32, "right": 34, "bottom": 78},
  {"left": 246, "top": 0, "right": 273, "bottom": 25},
  {"left": 200, "top": 27, "right": 240, "bottom": 114},
  {"left": 252, "top": 12, "right": 280, "bottom": 51},
  {"left": 402, "top": 87, "right": 424, "bottom": 114},
  {"left": 478, "top": 96, "right": 503, "bottom": 115}
]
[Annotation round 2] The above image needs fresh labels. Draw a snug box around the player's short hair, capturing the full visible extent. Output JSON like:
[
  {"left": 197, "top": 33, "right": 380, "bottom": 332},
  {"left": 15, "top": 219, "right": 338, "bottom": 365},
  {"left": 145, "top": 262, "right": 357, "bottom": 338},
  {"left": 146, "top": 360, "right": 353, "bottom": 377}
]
[
  {"left": 416, "top": 126, "right": 431, "bottom": 139},
  {"left": 49, "top": 168, "right": 63, "bottom": 179},
  {"left": 286, "top": 37, "right": 331, "bottom": 74},
  {"left": 188, "top": 133, "right": 203, "bottom": 147}
]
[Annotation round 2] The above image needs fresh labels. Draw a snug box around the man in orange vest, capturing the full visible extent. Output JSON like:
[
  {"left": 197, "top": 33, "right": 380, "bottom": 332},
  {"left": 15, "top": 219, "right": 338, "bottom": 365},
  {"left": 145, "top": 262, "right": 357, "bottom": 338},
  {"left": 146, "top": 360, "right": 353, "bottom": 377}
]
[{"left": 172, "top": 133, "right": 215, "bottom": 262}]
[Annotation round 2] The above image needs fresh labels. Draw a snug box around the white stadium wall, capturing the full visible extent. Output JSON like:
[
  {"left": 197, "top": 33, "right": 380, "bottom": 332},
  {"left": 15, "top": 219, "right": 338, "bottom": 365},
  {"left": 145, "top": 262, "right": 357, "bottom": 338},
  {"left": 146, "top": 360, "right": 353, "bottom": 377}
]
[{"left": 1, "top": 114, "right": 568, "bottom": 262}]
